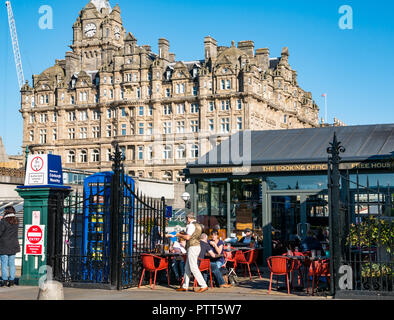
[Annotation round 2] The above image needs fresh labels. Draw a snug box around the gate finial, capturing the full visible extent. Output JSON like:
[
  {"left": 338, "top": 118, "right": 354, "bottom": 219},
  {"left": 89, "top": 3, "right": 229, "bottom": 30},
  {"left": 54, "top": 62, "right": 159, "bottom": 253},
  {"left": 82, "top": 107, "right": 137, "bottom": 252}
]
[
  {"left": 110, "top": 142, "right": 124, "bottom": 172},
  {"left": 327, "top": 132, "right": 346, "bottom": 162}
]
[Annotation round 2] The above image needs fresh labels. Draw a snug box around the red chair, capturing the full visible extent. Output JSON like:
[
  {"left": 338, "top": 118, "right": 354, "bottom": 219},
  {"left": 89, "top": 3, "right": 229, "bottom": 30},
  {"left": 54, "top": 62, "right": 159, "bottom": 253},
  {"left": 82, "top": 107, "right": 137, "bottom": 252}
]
[
  {"left": 282, "top": 251, "right": 304, "bottom": 288},
  {"left": 267, "top": 256, "right": 293, "bottom": 294},
  {"left": 223, "top": 250, "right": 238, "bottom": 281},
  {"left": 193, "top": 258, "right": 213, "bottom": 289},
  {"left": 307, "top": 259, "right": 330, "bottom": 296},
  {"left": 223, "top": 251, "right": 237, "bottom": 269},
  {"left": 234, "top": 249, "right": 262, "bottom": 280},
  {"left": 138, "top": 254, "right": 169, "bottom": 290},
  {"left": 292, "top": 251, "right": 305, "bottom": 288}
]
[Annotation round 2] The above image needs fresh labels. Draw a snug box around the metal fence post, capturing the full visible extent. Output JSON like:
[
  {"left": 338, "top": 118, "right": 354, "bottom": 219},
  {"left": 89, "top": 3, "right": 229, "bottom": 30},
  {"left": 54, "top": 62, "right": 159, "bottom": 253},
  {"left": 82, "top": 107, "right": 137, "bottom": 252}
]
[
  {"left": 327, "top": 133, "right": 345, "bottom": 296},
  {"left": 161, "top": 196, "right": 166, "bottom": 254},
  {"left": 110, "top": 143, "right": 124, "bottom": 290}
]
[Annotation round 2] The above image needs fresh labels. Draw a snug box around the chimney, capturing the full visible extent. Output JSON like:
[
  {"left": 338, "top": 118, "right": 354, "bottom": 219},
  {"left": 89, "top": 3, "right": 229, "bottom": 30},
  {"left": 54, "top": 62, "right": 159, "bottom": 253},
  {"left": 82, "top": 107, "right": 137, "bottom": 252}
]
[
  {"left": 142, "top": 45, "right": 151, "bottom": 52},
  {"left": 169, "top": 53, "right": 176, "bottom": 63},
  {"left": 159, "top": 38, "right": 170, "bottom": 61},
  {"left": 204, "top": 36, "right": 217, "bottom": 61},
  {"left": 237, "top": 40, "right": 254, "bottom": 58},
  {"left": 280, "top": 47, "right": 289, "bottom": 64},
  {"left": 255, "top": 48, "right": 270, "bottom": 70}
]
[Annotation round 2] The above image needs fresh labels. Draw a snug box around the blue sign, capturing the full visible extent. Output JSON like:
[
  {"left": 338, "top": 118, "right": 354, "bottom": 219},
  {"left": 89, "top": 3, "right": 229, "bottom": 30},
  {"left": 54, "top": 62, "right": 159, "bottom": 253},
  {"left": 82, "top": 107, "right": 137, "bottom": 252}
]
[
  {"left": 47, "top": 154, "right": 63, "bottom": 186},
  {"left": 166, "top": 206, "right": 173, "bottom": 218}
]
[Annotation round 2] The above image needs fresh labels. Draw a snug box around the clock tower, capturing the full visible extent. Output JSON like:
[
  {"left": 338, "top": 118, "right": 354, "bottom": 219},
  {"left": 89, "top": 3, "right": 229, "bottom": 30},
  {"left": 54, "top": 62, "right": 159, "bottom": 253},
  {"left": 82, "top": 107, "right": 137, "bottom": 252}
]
[{"left": 71, "top": 0, "right": 125, "bottom": 72}]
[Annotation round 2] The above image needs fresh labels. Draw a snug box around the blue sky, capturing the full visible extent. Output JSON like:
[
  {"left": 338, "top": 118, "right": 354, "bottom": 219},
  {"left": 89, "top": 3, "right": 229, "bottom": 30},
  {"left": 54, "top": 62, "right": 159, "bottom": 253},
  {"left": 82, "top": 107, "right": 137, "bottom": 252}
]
[{"left": 1, "top": 0, "right": 393, "bottom": 155}]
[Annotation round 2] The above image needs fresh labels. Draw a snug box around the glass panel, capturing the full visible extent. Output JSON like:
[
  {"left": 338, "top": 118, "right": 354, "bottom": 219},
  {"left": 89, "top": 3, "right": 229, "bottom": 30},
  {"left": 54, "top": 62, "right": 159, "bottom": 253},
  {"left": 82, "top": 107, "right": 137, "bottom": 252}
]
[
  {"left": 349, "top": 173, "right": 394, "bottom": 219},
  {"left": 197, "top": 181, "right": 208, "bottom": 216},
  {"left": 306, "top": 194, "right": 329, "bottom": 240},
  {"left": 208, "top": 181, "right": 227, "bottom": 238},
  {"left": 267, "top": 175, "right": 327, "bottom": 190},
  {"left": 271, "top": 195, "right": 301, "bottom": 254},
  {"left": 349, "top": 173, "right": 394, "bottom": 190},
  {"left": 230, "top": 179, "right": 262, "bottom": 238}
]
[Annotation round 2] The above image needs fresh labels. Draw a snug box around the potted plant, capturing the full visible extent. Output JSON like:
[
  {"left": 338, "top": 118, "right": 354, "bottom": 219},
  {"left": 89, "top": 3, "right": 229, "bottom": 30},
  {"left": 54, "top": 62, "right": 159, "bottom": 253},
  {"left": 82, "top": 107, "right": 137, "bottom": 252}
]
[{"left": 347, "top": 217, "right": 393, "bottom": 290}]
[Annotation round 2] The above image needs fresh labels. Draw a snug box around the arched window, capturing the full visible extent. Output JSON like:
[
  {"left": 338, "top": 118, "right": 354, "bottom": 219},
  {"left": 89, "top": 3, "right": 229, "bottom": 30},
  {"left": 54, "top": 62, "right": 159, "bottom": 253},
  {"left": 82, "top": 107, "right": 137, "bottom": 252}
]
[
  {"left": 92, "top": 149, "right": 100, "bottom": 162},
  {"left": 176, "top": 171, "right": 185, "bottom": 182},
  {"left": 176, "top": 145, "right": 186, "bottom": 159},
  {"left": 80, "top": 150, "right": 87, "bottom": 163},
  {"left": 163, "top": 171, "right": 172, "bottom": 181},
  {"left": 163, "top": 145, "right": 172, "bottom": 160},
  {"left": 67, "top": 151, "right": 75, "bottom": 164},
  {"left": 190, "top": 144, "right": 199, "bottom": 158}
]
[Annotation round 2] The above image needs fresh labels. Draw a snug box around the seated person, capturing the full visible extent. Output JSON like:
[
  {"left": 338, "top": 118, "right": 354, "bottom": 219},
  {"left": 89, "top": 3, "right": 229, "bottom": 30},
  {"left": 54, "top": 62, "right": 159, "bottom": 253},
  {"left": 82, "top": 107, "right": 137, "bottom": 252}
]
[
  {"left": 317, "top": 228, "right": 329, "bottom": 243},
  {"left": 301, "top": 230, "right": 324, "bottom": 252},
  {"left": 165, "top": 234, "right": 186, "bottom": 284},
  {"left": 209, "top": 230, "right": 225, "bottom": 270},
  {"left": 200, "top": 233, "right": 231, "bottom": 288},
  {"left": 238, "top": 228, "right": 255, "bottom": 245}
]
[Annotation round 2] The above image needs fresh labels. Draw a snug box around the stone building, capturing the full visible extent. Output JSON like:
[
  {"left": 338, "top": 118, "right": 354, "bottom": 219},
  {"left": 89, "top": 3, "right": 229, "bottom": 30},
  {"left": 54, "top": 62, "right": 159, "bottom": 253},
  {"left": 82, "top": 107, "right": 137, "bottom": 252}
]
[{"left": 20, "top": 0, "right": 320, "bottom": 182}]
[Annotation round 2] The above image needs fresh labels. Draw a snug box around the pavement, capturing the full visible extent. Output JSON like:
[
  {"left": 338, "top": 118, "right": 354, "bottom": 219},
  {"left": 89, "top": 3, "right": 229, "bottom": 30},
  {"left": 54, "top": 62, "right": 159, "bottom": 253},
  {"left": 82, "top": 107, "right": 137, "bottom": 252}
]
[{"left": 0, "top": 267, "right": 333, "bottom": 300}]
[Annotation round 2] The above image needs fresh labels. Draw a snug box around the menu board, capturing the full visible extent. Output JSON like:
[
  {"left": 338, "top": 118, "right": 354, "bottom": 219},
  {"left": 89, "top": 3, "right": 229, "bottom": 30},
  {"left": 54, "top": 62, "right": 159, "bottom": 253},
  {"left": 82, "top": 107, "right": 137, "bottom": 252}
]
[{"left": 236, "top": 203, "right": 253, "bottom": 231}]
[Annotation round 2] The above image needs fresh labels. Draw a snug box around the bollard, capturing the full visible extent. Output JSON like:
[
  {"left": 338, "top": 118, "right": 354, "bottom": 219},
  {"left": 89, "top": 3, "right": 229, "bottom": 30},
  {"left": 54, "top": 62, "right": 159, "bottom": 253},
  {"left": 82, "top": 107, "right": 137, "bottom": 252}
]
[{"left": 37, "top": 281, "right": 64, "bottom": 300}]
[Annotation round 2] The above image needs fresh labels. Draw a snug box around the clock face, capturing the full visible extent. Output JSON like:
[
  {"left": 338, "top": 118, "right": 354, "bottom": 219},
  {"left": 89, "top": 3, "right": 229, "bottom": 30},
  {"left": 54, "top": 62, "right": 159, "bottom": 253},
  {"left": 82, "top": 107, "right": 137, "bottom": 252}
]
[
  {"left": 84, "top": 23, "right": 97, "bottom": 38},
  {"left": 114, "top": 26, "right": 121, "bottom": 40}
]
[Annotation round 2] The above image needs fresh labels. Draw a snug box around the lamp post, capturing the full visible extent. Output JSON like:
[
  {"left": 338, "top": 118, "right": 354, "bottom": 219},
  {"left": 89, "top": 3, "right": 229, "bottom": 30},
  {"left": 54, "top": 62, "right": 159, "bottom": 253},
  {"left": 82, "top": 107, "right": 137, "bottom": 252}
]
[
  {"left": 181, "top": 192, "right": 191, "bottom": 210},
  {"left": 24, "top": 145, "right": 30, "bottom": 171}
]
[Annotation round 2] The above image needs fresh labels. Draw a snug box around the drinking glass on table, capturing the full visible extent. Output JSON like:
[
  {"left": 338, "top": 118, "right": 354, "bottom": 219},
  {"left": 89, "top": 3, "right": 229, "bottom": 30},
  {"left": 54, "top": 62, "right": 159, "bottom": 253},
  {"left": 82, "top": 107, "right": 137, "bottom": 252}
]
[{"left": 311, "top": 250, "right": 316, "bottom": 258}]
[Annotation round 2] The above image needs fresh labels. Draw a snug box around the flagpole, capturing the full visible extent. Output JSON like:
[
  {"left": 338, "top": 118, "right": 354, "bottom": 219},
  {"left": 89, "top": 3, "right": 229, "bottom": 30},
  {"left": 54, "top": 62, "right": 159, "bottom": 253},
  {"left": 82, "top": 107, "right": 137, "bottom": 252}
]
[{"left": 325, "top": 94, "right": 327, "bottom": 124}]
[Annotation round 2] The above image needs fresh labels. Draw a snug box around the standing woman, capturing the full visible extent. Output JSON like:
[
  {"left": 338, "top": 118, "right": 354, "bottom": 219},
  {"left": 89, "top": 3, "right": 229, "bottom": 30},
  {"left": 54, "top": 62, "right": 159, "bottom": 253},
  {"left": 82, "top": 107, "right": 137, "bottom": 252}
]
[{"left": 0, "top": 206, "right": 20, "bottom": 287}]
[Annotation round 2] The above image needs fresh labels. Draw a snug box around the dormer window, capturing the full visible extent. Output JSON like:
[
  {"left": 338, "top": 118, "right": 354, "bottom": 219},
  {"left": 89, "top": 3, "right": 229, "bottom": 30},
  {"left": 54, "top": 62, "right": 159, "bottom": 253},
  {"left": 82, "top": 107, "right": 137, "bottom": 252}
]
[
  {"left": 166, "top": 70, "right": 171, "bottom": 80},
  {"left": 192, "top": 68, "right": 198, "bottom": 78}
]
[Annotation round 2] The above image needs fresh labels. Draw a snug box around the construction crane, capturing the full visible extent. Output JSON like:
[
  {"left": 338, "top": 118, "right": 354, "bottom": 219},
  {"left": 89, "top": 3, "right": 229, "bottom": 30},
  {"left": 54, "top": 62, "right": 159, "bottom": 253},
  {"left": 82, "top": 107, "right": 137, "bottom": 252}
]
[{"left": 5, "top": 0, "right": 25, "bottom": 90}]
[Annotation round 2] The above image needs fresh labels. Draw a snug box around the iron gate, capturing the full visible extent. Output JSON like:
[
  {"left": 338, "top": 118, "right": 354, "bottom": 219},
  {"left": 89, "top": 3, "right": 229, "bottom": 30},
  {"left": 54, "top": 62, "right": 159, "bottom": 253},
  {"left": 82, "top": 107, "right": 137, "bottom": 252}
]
[
  {"left": 328, "top": 134, "right": 393, "bottom": 297},
  {"left": 49, "top": 144, "right": 166, "bottom": 290}
]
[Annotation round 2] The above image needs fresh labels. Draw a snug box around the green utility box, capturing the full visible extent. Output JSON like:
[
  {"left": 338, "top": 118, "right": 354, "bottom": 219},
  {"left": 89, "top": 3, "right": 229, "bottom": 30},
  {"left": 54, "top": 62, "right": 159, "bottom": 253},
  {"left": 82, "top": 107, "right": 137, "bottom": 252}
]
[{"left": 16, "top": 187, "right": 71, "bottom": 286}]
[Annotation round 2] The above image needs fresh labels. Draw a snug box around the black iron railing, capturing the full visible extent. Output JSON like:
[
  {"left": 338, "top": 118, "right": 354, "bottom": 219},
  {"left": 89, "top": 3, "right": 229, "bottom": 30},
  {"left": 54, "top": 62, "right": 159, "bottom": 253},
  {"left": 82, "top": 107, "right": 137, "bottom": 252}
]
[
  {"left": 328, "top": 133, "right": 393, "bottom": 297},
  {"left": 48, "top": 143, "right": 167, "bottom": 290}
]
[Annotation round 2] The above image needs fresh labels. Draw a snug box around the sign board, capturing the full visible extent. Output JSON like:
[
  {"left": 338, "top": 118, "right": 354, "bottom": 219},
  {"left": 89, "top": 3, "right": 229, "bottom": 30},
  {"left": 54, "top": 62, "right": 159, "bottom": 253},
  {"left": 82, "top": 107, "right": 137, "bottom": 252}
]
[
  {"left": 189, "top": 160, "right": 394, "bottom": 175},
  {"left": 236, "top": 203, "right": 253, "bottom": 231},
  {"left": 24, "top": 225, "right": 45, "bottom": 256},
  {"left": 32, "top": 211, "right": 40, "bottom": 225},
  {"left": 24, "top": 154, "right": 63, "bottom": 187},
  {"left": 165, "top": 206, "right": 173, "bottom": 218}
]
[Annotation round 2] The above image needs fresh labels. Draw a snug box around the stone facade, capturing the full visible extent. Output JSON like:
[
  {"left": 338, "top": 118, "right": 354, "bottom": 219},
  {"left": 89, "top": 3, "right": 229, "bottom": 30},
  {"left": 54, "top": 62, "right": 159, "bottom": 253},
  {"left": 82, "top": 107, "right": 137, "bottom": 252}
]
[{"left": 20, "top": 0, "right": 319, "bottom": 182}]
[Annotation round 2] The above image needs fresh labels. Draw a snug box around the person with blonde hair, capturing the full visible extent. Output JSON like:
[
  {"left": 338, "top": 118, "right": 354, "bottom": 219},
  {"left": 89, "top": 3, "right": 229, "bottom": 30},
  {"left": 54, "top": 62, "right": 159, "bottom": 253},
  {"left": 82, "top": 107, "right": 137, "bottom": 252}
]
[{"left": 0, "top": 206, "right": 20, "bottom": 287}]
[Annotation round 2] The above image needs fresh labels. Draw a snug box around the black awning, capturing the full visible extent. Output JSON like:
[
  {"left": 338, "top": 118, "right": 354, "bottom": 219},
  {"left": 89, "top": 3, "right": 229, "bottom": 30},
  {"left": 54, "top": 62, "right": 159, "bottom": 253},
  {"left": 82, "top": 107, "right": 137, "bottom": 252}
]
[{"left": 188, "top": 124, "right": 394, "bottom": 168}]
